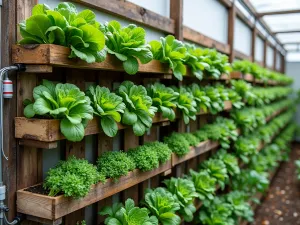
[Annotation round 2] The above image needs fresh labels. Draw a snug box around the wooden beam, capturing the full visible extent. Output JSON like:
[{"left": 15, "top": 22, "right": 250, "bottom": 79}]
[
  {"left": 273, "top": 47, "right": 277, "bottom": 70},
  {"left": 263, "top": 39, "right": 267, "bottom": 67},
  {"left": 257, "top": 9, "right": 300, "bottom": 17},
  {"left": 252, "top": 20, "right": 257, "bottom": 62},
  {"left": 217, "top": 0, "right": 232, "bottom": 8},
  {"left": 70, "top": 0, "right": 175, "bottom": 34},
  {"left": 234, "top": 50, "right": 252, "bottom": 61},
  {"left": 283, "top": 42, "right": 300, "bottom": 45},
  {"left": 183, "top": 26, "right": 230, "bottom": 54},
  {"left": 228, "top": 1, "right": 236, "bottom": 62},
  {"left": 274, "top": 30, "right": 300, "bottom": 34},
  {"left": 170, "top": 0, "right": 183, "bottom": 40}
]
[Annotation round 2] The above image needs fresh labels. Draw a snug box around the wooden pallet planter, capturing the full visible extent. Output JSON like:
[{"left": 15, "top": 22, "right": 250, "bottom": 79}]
[
  {"left": 230, "top": 71, "right": 254, "bottom": 82},
  {"left": 12, "top": 44, "right": 172, "bottom": 74},
  {"left": 15, "top": 113, "right": 169, "bottom": 143},
  {"left": 172, "top": 140, "right": 219, "bottom": 166},
  {"left": 17, "top": 160, "right": 171, "bottom": 221}
]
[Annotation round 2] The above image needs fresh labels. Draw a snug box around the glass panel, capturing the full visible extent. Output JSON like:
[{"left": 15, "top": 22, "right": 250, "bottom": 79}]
[
  {"left": 287, "top": 52, "right": 300, "bottom": 62},
  {"left": 264, "top": 14, "right": 300, "bottom": 32},
  {"left": 284, "top": 44, "right": 299, "bottom": 51},
  {"left": 236, "top": 0, "right": 255, "bottom": 23},
  {"left": 250, "top": 0, "right": 300, "bottom": 13},
  {"left": 277, "top": 33, "right": 300, "bottom": 43}
]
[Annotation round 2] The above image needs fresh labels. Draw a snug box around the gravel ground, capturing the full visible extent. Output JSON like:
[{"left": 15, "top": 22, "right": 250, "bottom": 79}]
[{"left": 251, "top": 143, "right": 300, "bottom": 225}]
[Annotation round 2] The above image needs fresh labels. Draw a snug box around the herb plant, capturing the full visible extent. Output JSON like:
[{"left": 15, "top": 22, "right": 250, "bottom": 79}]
[
  {"left": 19, "top": 3, "right": 106, "bottom": 63},
  {"left": 44, "top": 156, "right": 104, "bottom": 198},
  {"left": 181, "top": 133, "right": 199, "bottom": 146},
  {"left": 97, "top": 151, "right": 135, "bottom": 180},
  {"left": 117, "top": 81, "right": 157, "bottom": 136},
  {"left": 24, "top": 80, "right": 93, "bottom": 142},
  {"left": 100, "top": 20, "right": 153, "bottom": 75},
  {"left": 86, "top": 86, "right": 125, "bottom": 137},
  {"left": 144, "top": 141, "right": 172, "bottom": 163},
  {"left": 128, "top": 145, "right": 159, "bottom": 171},
  {"left": 164, "top": 133, "right": 190, "bottom": 156}
]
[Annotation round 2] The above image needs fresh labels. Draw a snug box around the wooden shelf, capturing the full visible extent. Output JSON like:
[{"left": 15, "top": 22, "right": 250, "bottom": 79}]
[
  {"left": 17, "top": 160, "right": 171, "bottom": 221},
  {"left": 12, "top": 44, "right": 172, "bottom": 74},
  {"left": 265, "top": 106, "right": 288, "bottom": 122},
  {"left": 172, "top": 140, "right": 219, "bottom": 166},
  {"left": 15, "top": 113, "right": 169, "bottom": 143},
  {"left": 15, "top": 101, "right": 232, "bottom": 147},
  {"left": 230, "top": 71, "right": 284, "bottom": 86}
]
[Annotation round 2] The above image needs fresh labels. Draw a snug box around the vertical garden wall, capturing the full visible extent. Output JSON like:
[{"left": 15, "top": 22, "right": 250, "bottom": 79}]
[{"left": 0, "top": 0, "right": 294, "bottom": 225}]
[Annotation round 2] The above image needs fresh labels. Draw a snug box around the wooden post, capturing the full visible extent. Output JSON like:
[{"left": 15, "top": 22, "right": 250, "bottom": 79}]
[
  {"left": 251, "top": 20, "right": 257, "bottom": 62},
  {"left": 228, "top": 0, "right": 236, "bottom": 62},
  {"left": 64, "top": 71, "right": 86, "bottom": 225},
  {"left": 263, "top": 40, "right": 268, "bottom": 67},
  {"left": 281, "top": 54, "right": 286, "bottom": 73},
  {"left": 170, "top": 0, "right": 183, "bottom": 41},
  {"left": 273, "top": 48, "right": 277, "bottom": 71}
]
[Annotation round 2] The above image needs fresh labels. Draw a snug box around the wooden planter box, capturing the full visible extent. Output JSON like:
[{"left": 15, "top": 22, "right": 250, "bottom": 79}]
[
  {"left": 17, "top": 160, "right": 171, "bottom": 220},
  {"left": 172, "top": 140, "right": 219, "bottom": 166},
  {"left": 12, "top": 44, "right": 172, "bottom": 74},
  {"left": 15, "top": 113, "right": 169, "bottom": 143},
  {"left": 265, "top": 106, "right": 288, "bottom": 122},
  {"left": 230, "top": 71, "right": 254, "bottom": 82}
]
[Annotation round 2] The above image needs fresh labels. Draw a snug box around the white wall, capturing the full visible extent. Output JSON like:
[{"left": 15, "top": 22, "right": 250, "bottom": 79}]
[
  {"left": 183, "top": 0, "right": 228, "bottom": 44},
  {"left": 234, "top": 18, "right": 252, "bottom": 56},
  {"left": 286, "top": 62, "right": 300, "bottom": 140},
  {"left": 127, "top": 0, "right": 170, "bottom": 18},
  {"left": 266, "top": 46, "right": 274, "bottom": 68},
  {"left": 255, "top": 36, "right": 264, "bottom": 63}
]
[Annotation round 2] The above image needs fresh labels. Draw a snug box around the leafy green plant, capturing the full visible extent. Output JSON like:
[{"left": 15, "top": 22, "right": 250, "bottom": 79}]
[
  {"left": 188, "top": 84, "right": 211, "bottom": 113},
  {"left": 234, "top": 135, "right": 260, "bottom": 163},
  {"left": 164, "top": 178, "right": 198, "bottom": 222},
  {"left": 184, "top": 43, "right": 210, "bottom": 80},
  {"left": 189, "top": 169, "right": 216, "bottom": 201},
  {"left": 172, "top": 86, "right": 197, "bottom": 124},
  {"left": 86, "top": 85, "right": 125, "bottom": 137},
  {"left": 24, "top": 80, "right": 93, "bottom": 142},
  {"left": 144, "top": 141, "right": 172, "bottom": 164},
  {"left": 100, "top": 20, "right": 153, "bottom": 74},
  {"left": 117, "top": 81, "right": 157, "bottom": 136},
  {"left": 128, "top": 145, "right": 159, "bottom": 171},
  {"left": 19, "top": 3, "right": 106, "bottom": 63},
  {"left": 214, "top": 150, "right": 240, "bottom": 176},
  {"left": 204, "top": 86, "right": 225, "bottom": 114},
  {"left": 142, "top": 187, "right": 181, "bottom": 225},
  {"left": 97, "top": 151, "right": 135, "bottom": 180},
  {"left": 99, "top": 198, "right": 158, "bottom": 225},
  {"left": 200, "top": 158, "right": 228, "bottom": 189},
  {"left": 164, "top": 133, "right": 190, "bottom": 156},
  {"left": 150, "top": 35, "right": 187, "bottom": 80},
  {"left": 147, "top": 83, "right": 178, "bottom": 121},
  {"left": 44, "top": 156, "right": 104, "bottom": 198}
]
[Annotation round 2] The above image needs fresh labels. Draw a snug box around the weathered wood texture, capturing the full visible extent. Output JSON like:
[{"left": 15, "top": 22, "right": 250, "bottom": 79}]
[
  {"left": 2, "top": 0, "right": 18, "bottom": 220},
  {"left": 183, "top": 26, "right": 230, "bottom": 55},
  {"left": 16, "top": 162, "right": 171, "bottom": 220},
  {"left": 70, "top": 0, "right": 175, "bottom": 34},
  {"left": 12, "top": 45, "right": 172, "bottom": 74}
]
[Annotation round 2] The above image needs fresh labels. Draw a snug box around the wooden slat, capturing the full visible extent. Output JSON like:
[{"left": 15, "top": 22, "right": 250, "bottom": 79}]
[
  {"left": 17, "top": 161, "right": 171, "bottom": 220},
  {"left": 170, "top": 0, "right": 183, "bottom": 41},
  {"left": 12, "top": 44, "right": 172, "bottom": 74},
  {"left": 183, "top": 26, "right": 230, "bottom": 54},
  {"left": 228, "top": 2, "right": 236, "bottom": 62},
  {"left": 70, "top": 0, "right": 175, "bottom": 34},
  {"left": 217, "top": 0, "right": 233, "bottom": 8},
  {"left": 19, "top": 140, "right": 58, "bottom": 149},
  {"left": 171, "top": 140, "right": 219, "bottom": 166},
  {"left": 15, "top": 113, "right": 168, "bottom": 142},
  {"left": 25, "top": 65, "right": 53, "bottom": 73},
  {"left": 234, "top": 50, "right": 252, "bottom": 61},
  {"left": 26, "top": 216, "right": 62, "bottom": 225}
]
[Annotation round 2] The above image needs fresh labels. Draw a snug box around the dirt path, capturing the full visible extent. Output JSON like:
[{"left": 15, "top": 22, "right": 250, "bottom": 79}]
[{"left": 251, "top": 143, "right": 300, "bottom": 225}]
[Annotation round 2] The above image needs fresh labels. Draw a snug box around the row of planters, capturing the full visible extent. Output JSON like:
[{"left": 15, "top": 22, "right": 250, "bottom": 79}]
[
  {"left": 19, "top": 2, "right": 292, "bottom": 84},
  {"left": 95, "top": 123, "right": 296, "bottom": 225},
  {"left": 21, "top": 78, "right": 292, "bottom": 143},
  {"left": 17, "top": 104, "right": 295, "bottom": 221},
  {"left": 23, "top": 80, "right": 239, "bottom": 141}
]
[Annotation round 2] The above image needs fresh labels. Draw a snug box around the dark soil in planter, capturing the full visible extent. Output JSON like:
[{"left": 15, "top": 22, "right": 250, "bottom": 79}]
[
  {"left": 251, "top": 143, "right": 300, "bottom": 225},
  {"left": 25, "top": 184, "right": 55, "bottom": 196}
]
